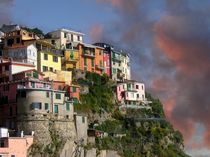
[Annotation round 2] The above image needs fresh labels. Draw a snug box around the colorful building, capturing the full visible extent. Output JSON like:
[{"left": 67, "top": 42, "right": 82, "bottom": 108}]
[
  {"left": 116, "top": 80, "right": 146, "bottom": 106},
  {"left": 0, "top": 58, "right": 35, "bottom": 82},
  {"left": 36, "top": 40, "right": 62, "bottom": 72},
  {"left": 17, "top": 84, "right": 74, "bottom": 120},
  {"left": 94, "top": 43, "right": 112, "bottom": 77},
  {"left": 0, "top": 128, "right": 33, "bottom": 157},
  {"left": 3, "top": 28, "right": 38, "bottom": 49},
  {"left": 0, "top": 69, "right": 47, "bottom": 129},
  {"left": 77, "top": 43, "right": 104, "bottom": 75},
  {"left": 47, "top": 29, "right": 85, "bottom": 49},
  {"left": 3, "top": 44, "right": 38, "bottom": 68},
  {"left": 94, "top": 43, "right": 131, "bottom": 80},
  {"left": 43, "top": 70, "right": 72, "bottom": 85},
  {"left": 62, "top": 48, "right": 79, "bottom": 71}
]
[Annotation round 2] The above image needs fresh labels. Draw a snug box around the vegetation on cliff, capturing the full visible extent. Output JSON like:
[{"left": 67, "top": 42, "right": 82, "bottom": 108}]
[
  {"left": 75, "top": 73, "right": 190, "bottom": 157},
  {"left": 74, "top": 72, "right": 115, "bottom": 113}
]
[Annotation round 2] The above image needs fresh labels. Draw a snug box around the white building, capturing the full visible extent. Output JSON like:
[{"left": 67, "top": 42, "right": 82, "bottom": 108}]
[
  {"left": 121, "top": 53, "right": 131, "bottom": 80},
  {"left": 3, "top": 44, "right": 37, "bottom": 69},
  {"left": 116, "top": 80, "right": 151, "bottom": 109},
  {"left": 47, "top": 29, "right": 85, "bottom": 49},
  {"left": 111, "top": 49, "right": 131, "bottom": 81}
]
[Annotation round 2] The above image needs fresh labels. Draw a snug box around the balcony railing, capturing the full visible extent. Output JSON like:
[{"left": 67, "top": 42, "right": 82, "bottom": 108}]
[
  {"left": 65, "top": 57, "right": 79, "bottom": 63},
  {"left": 112, "top": 56, "right": 122, "bottom": 62},
  {"left": 82, "top": 51, "right": 95, "bottom": 58}
]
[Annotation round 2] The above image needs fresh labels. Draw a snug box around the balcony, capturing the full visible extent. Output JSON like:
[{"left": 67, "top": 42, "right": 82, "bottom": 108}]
[
  {"left": 65, "top": 57, "right": 79, "bottom": 63},
  {"left": 112, "top": 56, "right": 122, "bottom": 62},
  {"left": 82, "top": 51, "right": 95, "bottom": 58}
]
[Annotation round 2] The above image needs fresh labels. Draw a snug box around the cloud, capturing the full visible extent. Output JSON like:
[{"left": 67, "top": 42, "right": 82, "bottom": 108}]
[
  {"left": 89, "top": 24, "right": 104, "bottom": 42},
  {"left": 0, "top": 0, "right": 14, "bottom": 26},
  {"left": 94, "top": 0, "right": 210, "bottom": 154}
]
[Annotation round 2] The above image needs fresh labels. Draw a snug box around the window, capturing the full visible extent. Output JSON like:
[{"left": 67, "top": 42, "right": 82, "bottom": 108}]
[
  {"left": 31, "top": 102, "right": 42, "bottom": 110},
  {"left": 100, "top": 60, "right": 102, "bottom": 67},
  {"left": 31, "top": 82, "right": 35, "bottom": 88},
  {"left": 50, "top": 67, "right": 53, "bottom": 72},
  {"left": 73, "top": 87, "right": 76, "bottom": 93},
  {"left": 112, "top": 68, "right": 116, "bottom": 74},
  {"left": 53, "top": 56, "right": 58, "bottom": 62},
  {"left": 45, "top": 103, "right": 49, "bottom": 110},
  {"left": 137, "top": 94, "right": 139, "bottom": 98},
  {"left": 91, "top": 59, "right": 94, "bottom": 67},
  {"left": 51, "top": 40, "right": 55, "bottom": 45},
  {"left": 7, "top": 38, "right": 14, "bottom": 47},
  {"left": 3, "top": 84, "right": 9, "bottom": 91},
  {"left": 54, "top": 105, "right": 59, "bottom": 113},
  {"left": 131, "top": 93, "right": 134, "bottom": 98},
  {"left": 21, "top": 91, "right": 26, "bottom": 98},
  {"left": 43, "top": 66, "right": 48, "bottom": 72},
  {"left": 66, "top": 103, "right": 70, "bottom": 111},
  {"left": 64, "top": 33, "right": 67, "bottom": 38},
  {"left": 71, "top": 34, "right": 73, "bottom": 41},
  {"left": 44, "top": 54, "right": 48, "bottom": 60},
  {"left": 5, "top": 65, "right": 9, "bottom": 71},
  {"left": 58, "top": 85, "right": 62, "bottom": 90},
  {"left": 84, "top": 58, "right": 87, "bottom": 66},
  {"left": 55, "top": 93, "right": 61, "bottom": 99},
  {"left": 136, "top": 85, "right": 139, "bottom": 89},
  {"left": 17, "top": 30, "right": 20, "bottom": 35},
  {"left": 0, "top": 140, "right": 4, "bottom": 147},
  {"left": 82, "top": 116, "right": 85, "bottom": 123},
  {"left": 11, "top": 155, "right": 16, "bottom": 157},
  {"left": 99, "top": 50, "right": 103, "bottom": 55},
  {"left": 77, "top": 36, "right": 80, "bottom": 41},
  {"left": 46, "top": 92, "right": 49, "bottom": 98},
  {"left": 16, "top": 38, "right": 20, "bottom": 43}
]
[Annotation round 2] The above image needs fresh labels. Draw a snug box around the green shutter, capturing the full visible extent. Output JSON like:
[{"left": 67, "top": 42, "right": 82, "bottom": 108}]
[
  {"left": 66, "top": 103, "right": 70, "bottom": 111},
  {"left": 54, "top": 105, "right": 59, "bottom": 113},
  {"left": 73, "top": 87, "right": 76, "bottom": 92},
  {"left": 84, "top": 58, "right": 87, "bottom": 66},
  {"left": 56, "top": 93, "right": 61, "bottom": 99},
  {"left": 45, "top": 103, "right": 49, "bottom": 110},
  {"left": 91, "top": 59, "right": 94, "bottom": 67},
  {"left": 70, "top": 51, "right": 74, "bottom": 59}
]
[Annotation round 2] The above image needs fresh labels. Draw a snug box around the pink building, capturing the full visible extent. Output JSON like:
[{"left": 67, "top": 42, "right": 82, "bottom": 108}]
[
  {"left": 94, "top": 43, "right": 111, "bottom": 77},
  {"left": 52, "top": 81, "right": 80, "bottom": 104},
  {"left": 116, "top": 80, "right": 145, "bottom": 106},
  {"left": 0, "top": 128, "right": 33, "bottom": 157},
  {"left": 0, "top": 70, "right": 50, "bottom": 129},
  {"left": 103, "top": 50, "right": 111, "bottom": 77}
]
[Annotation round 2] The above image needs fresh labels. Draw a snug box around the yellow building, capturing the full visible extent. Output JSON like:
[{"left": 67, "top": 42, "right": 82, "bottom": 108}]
[
  {"left": 43, "top": 70, "right": 72, "bottom": 85},
  {"left": 36, "top": 40, "right": 62, "bottom": 72},
  {"left": 62, "top": 48, "right": 79, "bottom": 71}
]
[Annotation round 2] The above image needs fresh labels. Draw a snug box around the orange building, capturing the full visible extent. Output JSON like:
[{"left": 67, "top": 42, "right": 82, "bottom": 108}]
[{"left": 77, "top": 43, "right": 104, "bottom": 75}]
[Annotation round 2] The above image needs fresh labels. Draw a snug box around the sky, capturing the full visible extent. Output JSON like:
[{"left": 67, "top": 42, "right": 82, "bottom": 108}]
[{"left": 1, "top": 0, "right": 210, "bottom": 156}]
